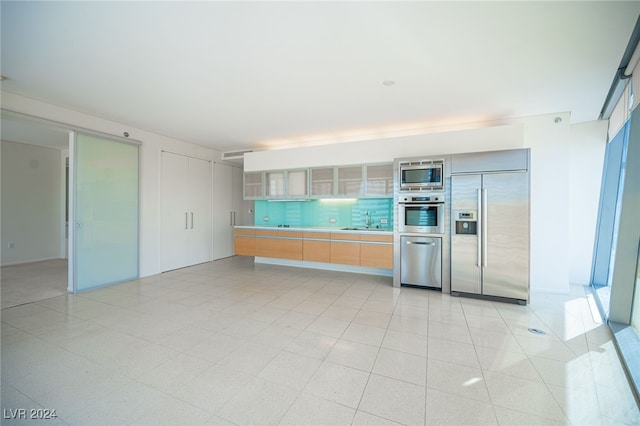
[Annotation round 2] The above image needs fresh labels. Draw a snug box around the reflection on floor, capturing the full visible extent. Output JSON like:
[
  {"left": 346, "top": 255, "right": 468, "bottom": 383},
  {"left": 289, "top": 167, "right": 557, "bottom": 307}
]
[
  {"left": 1, "top": 259, "right": 68, "bottom": 309},
  {"left": 1, "top": 256, "right": 639, "bottom": 425}
]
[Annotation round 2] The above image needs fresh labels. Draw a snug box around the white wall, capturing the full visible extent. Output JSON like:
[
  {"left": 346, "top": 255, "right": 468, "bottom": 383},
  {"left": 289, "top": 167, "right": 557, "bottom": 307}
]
[
  {"left": 1, "top": 91, "right": 223, "bottom": 277},
  {"left": 1, "top": 140, "right": 63, "bottom": 265},
  {"left": 518, "top": 114, "right": 571, "bottom": 293},
  {"left": 569, "top": 121, "right": 607, "bottom": 285},
  {"left": 245, "top": 112, "right": 605, "bottom": 294}
]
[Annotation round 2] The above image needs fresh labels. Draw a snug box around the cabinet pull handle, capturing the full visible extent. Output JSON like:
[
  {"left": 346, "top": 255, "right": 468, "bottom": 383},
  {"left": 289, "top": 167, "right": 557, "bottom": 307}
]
[
  {"left": 191, "top": 212, "right": 194, "bottom": 229},
  {"left": 232, "top": 211, "right": 236, "bottom": 226},
  {"left": 230, "top": 212, "right": 233, "bottom": 226},
  {"left": 185, "top": 212, "right": 188, "bottom": 229}
]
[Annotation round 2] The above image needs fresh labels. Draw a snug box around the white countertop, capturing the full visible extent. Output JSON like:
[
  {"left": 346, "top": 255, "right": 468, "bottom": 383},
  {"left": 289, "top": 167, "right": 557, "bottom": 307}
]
[{"left": 234, "top": 225, "right": 392, "bottom": 234}]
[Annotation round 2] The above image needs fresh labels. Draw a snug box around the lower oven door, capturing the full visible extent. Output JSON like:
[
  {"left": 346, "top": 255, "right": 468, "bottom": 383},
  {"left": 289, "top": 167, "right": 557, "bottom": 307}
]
[
  {"left": 400, "top": 236, "right": 442, "bottom": 288},
  {"left": 398, "top": 203, "right": 444, "bottom": 234}
]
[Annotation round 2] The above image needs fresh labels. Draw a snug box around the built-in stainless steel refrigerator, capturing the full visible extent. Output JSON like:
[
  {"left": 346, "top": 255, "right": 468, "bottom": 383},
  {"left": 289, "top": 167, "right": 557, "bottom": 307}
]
[{"left": 450, "top": 150, "right": 530, "bottom": 304}]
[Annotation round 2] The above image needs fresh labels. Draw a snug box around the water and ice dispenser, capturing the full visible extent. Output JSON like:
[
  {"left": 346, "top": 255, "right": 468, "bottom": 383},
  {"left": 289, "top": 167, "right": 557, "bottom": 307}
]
[{"left": 453, "top": 210, "right": 477, "bottom": 235}]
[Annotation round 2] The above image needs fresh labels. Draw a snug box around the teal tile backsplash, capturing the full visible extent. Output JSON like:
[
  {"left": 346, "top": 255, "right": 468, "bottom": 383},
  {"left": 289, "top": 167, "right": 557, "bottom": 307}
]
[{"left": 254, "top": 198, "right": 393, "bottom": 230}]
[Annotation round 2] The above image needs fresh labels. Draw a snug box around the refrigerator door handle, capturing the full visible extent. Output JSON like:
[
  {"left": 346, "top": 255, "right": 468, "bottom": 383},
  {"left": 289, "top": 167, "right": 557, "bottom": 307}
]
[
  {"left": 482, "top": 188, "right": 488, "bottom": 267},
  {"left": 477, "top": 188, "right": 482, "bottom": 267}
]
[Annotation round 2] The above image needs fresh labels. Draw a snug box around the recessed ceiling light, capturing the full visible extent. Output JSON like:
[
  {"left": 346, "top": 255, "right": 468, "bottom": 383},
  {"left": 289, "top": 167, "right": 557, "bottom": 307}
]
[{"left": 382, "top": 80, "right": 395, "bottom": 86}]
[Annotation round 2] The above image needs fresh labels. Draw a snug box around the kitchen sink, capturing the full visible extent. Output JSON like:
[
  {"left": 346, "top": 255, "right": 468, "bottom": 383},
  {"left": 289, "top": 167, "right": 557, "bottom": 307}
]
[{"left": 340, "top": 227, "right": 385, "bottom": 231}]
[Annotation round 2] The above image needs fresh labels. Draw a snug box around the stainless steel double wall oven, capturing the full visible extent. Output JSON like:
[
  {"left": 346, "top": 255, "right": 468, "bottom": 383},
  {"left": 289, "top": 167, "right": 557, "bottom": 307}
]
[{"left": 394, "top": 158, "right": 448, "bottom": 290}]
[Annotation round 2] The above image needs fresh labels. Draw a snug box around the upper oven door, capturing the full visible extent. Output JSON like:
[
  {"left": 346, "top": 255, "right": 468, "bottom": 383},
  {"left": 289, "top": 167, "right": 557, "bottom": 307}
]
[
  {"left": 399, "top": 164, "right": 443, "bottom": 190},
  {"left": 398, "top": 203, "right": 445, "bottom": 234}
]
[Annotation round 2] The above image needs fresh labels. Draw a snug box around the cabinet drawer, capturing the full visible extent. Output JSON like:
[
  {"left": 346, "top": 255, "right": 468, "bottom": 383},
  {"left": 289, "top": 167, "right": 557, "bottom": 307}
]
[
  {"left": 360, "top": 243, "right": 393, "bottom": 268},
  {"left": 255, "top": 237, "right": 302, "bottom": 260},
  {"left": 234, "top": 229, "right": 256, "bottom": 236},
  {"left": 360, "top": 234, "right": 393, "bottom": 243},
  {"left": 332, "top": 233, "right": 361, "bottom": 241},
  {"left": 303, "top": 240, "right": 331, "bottom": 263},
  {"left": 278, "top": 230, "right": 303, "bottom": 238},
  {"left": 303, "top": 231, "right": 332, "bottom": 240},
  {"left": 278, "top": 238, "right": 303, "bottom": 260},
  {"left": 255, "top": 229, "right": 279, "bottom": 237},
  {"left": 234, "top": 235, "right": 256, "bottom": 256},
  {"left": 331, "top": 241, "right": 360, "bottom": 265}
]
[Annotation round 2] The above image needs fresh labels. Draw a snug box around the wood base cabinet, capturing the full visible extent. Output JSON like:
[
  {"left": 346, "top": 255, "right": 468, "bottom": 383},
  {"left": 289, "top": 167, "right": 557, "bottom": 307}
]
[
  {"left": 360, "top": 234, "right": 393, "bottom": 268},
  {"left": 331, "top": 233, "right": 361, "bottom": 266},
  {"left": 303, "top": 232, "right": 331, "bottom": 263},
  {"left": 234, "top": 229, "right": 255, "bottom": 256},
  {"left": 254, "top": 230, "right": 303, "bottom": 260},
  {"left": 233, "top": 228, "right": 393, "bottom": 270}
]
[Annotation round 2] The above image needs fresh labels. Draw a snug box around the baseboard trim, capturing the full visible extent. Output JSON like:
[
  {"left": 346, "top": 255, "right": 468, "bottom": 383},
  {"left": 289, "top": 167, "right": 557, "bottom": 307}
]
[
  {"left": 1, "top": 257, "right": 65, "bottom": 267},
  {"left": 254, "top": 257, "right": 392, "bottom": 277}
]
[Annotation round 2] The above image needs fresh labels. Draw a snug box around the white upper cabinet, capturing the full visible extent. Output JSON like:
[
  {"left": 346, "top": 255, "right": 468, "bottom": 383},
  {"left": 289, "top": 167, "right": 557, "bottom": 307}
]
[{"left": 365, "top": 163, "right": 393, "bottom": 197}]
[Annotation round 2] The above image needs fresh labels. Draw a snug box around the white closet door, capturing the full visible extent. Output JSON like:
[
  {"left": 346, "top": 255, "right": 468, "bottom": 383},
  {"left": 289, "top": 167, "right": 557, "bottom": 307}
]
[
  {"left": 187, "top": 157, "right": 212, "bottom": 265},
  {"left": 213, "top": 163, "right": 233, "bottom": 259},
  {"left": 161, "top": 152, "right": 190, "bottom": 271}
]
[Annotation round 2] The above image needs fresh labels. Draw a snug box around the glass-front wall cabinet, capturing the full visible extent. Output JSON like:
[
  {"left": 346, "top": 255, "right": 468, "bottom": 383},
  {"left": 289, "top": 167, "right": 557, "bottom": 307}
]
[
  {"left": 265, "top": 171, "right": 285, "bottom": 197},
  {"left": 287, "top": 169, "right": 308, "bottom": 198},
  {"left": 310, "top": 167, "right": 335, "bottom": 197},
  {"left": 245, "top": 163, "right": 392, "bottom": 200},
  {"left": 365, "top": 163, "right": 393, "bottom": 197},
  {"left": 244, "top": 171, "right": 263, "bottom": 199},
  {"left": 337, "top": 166, "right": 364, "bottom": 197}
]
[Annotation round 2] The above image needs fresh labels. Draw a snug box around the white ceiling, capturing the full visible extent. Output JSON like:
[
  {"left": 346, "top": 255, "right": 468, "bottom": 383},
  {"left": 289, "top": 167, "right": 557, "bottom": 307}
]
[{"left": 1, "top": 1, "right": 639, "bottom": 153}]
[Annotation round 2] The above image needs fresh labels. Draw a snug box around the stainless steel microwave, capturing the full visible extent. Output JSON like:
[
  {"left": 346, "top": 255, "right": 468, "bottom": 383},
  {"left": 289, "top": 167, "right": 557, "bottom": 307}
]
[{"left": 398, "top": 159, "right": 444, "bottom": 191}]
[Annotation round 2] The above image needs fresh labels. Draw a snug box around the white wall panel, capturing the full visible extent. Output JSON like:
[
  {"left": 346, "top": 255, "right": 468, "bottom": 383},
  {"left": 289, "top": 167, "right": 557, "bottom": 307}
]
[{"left": 1, "top": 141, "right": 63, "bottom": 265}]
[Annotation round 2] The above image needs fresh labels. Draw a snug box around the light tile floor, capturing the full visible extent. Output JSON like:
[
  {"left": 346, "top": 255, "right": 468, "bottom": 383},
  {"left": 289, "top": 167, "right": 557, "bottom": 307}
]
[
  {"left": 1, "top": 256, "right": 639, "bottom": 425},
  {"left": 1, "top": 259, "right": 68, "bottom": 309}
]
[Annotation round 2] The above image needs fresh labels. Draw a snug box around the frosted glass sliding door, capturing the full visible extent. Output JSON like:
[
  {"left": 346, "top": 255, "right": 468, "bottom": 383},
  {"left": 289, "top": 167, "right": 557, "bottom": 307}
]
[{"left": 72, "top": 132, "right": 139, "bottom": 292}]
